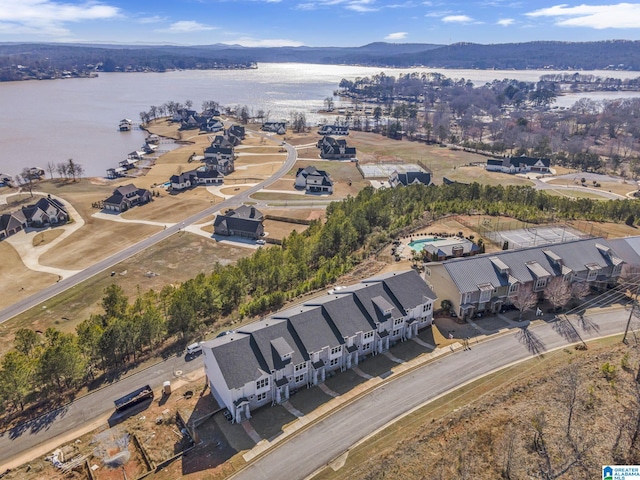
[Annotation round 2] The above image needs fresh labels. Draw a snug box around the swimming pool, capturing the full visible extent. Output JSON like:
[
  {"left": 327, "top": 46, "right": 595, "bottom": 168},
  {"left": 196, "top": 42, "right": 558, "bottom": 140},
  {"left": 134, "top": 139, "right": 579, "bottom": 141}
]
[{"left": 407, "top": 237, "right": 440, "bottom": 252}]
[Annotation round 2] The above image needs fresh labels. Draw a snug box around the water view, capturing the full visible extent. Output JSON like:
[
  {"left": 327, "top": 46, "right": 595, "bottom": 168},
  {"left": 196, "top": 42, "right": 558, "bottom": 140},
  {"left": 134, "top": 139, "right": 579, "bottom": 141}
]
[{"left": 1, "top": 63, "right": 640, "bottom": 178}]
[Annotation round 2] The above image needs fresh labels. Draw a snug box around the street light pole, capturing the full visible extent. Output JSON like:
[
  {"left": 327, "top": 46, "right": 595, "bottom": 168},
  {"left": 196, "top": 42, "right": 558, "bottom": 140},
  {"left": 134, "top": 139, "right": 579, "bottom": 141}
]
[{"left": 623, "top": 300, "right": 637, "bottom": 344}]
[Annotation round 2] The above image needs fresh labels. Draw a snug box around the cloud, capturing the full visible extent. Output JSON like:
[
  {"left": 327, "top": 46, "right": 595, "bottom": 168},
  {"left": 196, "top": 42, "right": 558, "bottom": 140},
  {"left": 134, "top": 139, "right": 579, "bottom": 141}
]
[
  {"left": 224, "top": 37, "right": 304, "bottom": 47},
  {"left": 346, "top": 0, "right": 378, "bottom": 12},
  {"left": 442, "top": 14, "right": 475, "bottom": 23},
  {"left": 526, "top": 3, "right": 640, "bottom": 29},
  {"left": 425, "top": 9, "right": 455, "bottom": 17},
  {"left": 385, "top": 31, "right": 408, "bottom": 40},
  {"left": 0, "top": 0, "right": 120, "bottom": 37},
  {"left": 497, "top": 18, "right": 514, "bottom": 26},
  {"left": 137, "top": 15, "right": 167, "bottom": 24},
  {"left": 162, "top": 21, "right": 216, "bottom": 33}
]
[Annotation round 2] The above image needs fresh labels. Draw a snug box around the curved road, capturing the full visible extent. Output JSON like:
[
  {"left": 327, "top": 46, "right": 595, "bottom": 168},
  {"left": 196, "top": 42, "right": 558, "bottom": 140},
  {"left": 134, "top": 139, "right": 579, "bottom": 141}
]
[
  {"left": 0, "top": 139, "right": 297, "bottom": 325},
  {"left": 231, "top": 309, "right": 627, "bottom": 480}
]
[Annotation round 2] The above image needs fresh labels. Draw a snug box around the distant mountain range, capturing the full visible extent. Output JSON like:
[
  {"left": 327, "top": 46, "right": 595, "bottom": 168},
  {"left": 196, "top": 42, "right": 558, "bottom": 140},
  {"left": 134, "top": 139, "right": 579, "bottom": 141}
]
[{"left": 1, "top": 40, "right": 640, "bottom": 73}]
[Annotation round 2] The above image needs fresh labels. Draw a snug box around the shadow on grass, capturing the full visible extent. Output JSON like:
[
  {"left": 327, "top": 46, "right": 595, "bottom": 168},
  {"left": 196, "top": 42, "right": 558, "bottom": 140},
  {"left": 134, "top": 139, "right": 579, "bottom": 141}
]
[
  {"left": 325, "top": 369, "right": 368, "bottom": 395},
  {"left": 515, "top": 327, "right": 546, "bottom": 356},
  {"left": 356, "top": 354, "right": 396, "bottom": 378},
  {"left": 288, "top": 386, "right": 333, "bottom": 415}
]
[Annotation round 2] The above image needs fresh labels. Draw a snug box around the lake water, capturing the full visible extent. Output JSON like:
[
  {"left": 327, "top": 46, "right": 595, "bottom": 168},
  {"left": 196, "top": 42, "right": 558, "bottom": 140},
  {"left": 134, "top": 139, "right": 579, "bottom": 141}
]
[{"left": 1, "top": 63, "right": 639, "bottom": 178}]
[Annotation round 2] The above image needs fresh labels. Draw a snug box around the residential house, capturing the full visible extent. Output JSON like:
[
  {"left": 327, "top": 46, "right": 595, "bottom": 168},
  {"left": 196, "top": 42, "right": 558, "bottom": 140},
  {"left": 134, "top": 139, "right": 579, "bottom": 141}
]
[
  {"left": 170, "top": 168, "right": 224, "bottom": 192},
  {"left": 388, "top": 169, "right": 432, "bottom": 188},
  {"left": 204, "top": 144, "right": 235, "bottom": 174},
  {"left": 261, "top": 122, "right": 287, "bottom": 135},
  {"left": 318, "top": 124, "right": 349, "bottom": 136},
  {"left": 486, "top": 155, "right": 551, "bottom": 174},
  {"left": 213, "top": 205, "right": 264, "bottom": 239},
  {"left": 205, "top": 118, "right": 224, "bottom": 133},
  {"left": 21, "top": 196, "right": 69, "bottom": 227},
  {"left": 228, "top": 125, "right": 246, "bottom": 141},
  {"left": 424, "top": 238, "right": 623, "bottom": 319},
  {"left": 119, "top": 119, "right": 132, "bottom": 131},
  {"left": 203, "top": 270, "right": 435, "bottom": 422},
  {"left": 103, "top": 184, "right": 152, "bottom": 212},
  {"left": 0, "top": 210, "right": 27, "bottom": 240},
  {"left": 0, "top": 173, "right": 13, "bottom": 187},
  {"left": 317, "top": 136, "right": 357, "bottom": 160},
  {"left": 295, "top": 166, "right": 333, "bottom": 194}
]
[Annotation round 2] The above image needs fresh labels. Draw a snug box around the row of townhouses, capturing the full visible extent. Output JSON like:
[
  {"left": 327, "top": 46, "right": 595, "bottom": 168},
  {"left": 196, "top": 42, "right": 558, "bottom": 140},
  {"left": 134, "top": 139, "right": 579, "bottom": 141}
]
[
  {"left": 425, "top": 237, "right": 623, "bottom": 319},
  {"left": 203, "top": 270, "right": 436, "bottom": 423}
]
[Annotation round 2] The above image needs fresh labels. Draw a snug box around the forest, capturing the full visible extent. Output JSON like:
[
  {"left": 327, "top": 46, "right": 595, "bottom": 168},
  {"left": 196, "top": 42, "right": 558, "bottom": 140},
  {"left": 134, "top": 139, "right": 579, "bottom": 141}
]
[
  {"left": 336, "top": 72, "right": 640, "bottom": 175},
  {"left": 1, "top": 182, "right": 640, "bottom": 416}
]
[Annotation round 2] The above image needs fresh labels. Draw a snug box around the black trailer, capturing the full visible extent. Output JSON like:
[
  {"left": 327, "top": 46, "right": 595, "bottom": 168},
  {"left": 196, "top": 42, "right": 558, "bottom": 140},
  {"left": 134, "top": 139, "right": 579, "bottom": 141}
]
[{"left": 114, "top": 385, "right": 154, "bottom": 412}]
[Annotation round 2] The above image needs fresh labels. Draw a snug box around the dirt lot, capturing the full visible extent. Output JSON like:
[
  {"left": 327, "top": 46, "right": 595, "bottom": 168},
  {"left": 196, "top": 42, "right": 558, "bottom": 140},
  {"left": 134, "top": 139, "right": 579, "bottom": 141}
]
[
  {"left": 0, "top": 232, "right": 252, "bottom": 357},
  {"left": 263, "top": 219, "right": 309, "bottom": 240},
  {"left": 3, "top": 381, "right": 221, "bottom": 480}
]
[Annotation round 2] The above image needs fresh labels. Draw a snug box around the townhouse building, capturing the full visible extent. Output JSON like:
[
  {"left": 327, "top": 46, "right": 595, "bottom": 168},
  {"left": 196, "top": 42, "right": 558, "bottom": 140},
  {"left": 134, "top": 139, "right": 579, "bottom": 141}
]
[
  {"left": 424, "top": 237, "right": 623, "bottom": 319},
  {"left": 203, "top": 270, "right": 436, "bottom": 422}
]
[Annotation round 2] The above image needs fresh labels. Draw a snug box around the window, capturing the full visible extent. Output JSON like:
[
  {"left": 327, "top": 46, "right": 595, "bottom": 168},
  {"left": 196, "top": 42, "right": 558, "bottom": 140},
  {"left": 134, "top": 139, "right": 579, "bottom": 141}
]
[
  {"left": 294, "top": 362, "right": 306, "bottom": 372},
  {"left": 330, "top": 358, "right": 339, "bottom": 367},
  {"left": 257, "top": 392, "right": 267, "bottom": 402},
  {"left": 423, "top": 303, "right": 431, "bottom": 312},
  {"left": 613, "top": 264, "right": 622, "bottom": 276},
  {"left": 330, "top": 346, "right": 342, "bottom": 356},
  {"left": 508, "top": 283, "right": 519, "bottom": 294},
  {"left": 535, "top": 278, "right": 547, "bottom": 290},
  {"left": 587, "top": 269, "right": 598, "bottom": 281},
  {"left": 393, "top": 328, "right": 401, "bottom": 337},
  {"left": 394, "top": 318, "right": 404, "bottom": 326},
  {"left": 479, "top": 289, "right": 492, "bottom": 303},
  {"left": 363, "top": 331, "right": 374, "bottom": 340},
  {"left": 256, "top": 378, "right": 269, "bottom": 390},
  {"left": 295, "top": 374, "right": 304, "bottom": 383}
]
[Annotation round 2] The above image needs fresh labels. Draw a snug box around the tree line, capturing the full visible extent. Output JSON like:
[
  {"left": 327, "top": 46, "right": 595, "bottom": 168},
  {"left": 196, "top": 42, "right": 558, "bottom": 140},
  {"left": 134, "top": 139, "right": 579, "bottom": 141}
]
[{"left": 2, "top": 183, "right": 640, "bottom": 415}]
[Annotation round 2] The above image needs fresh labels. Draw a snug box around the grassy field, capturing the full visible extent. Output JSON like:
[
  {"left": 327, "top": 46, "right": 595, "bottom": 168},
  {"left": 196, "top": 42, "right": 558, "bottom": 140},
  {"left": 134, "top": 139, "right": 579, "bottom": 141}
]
[
  {"left": 0, "top": 231, "right": 252, "bottom": 357},
  {"left": 542, "top": 188, "right": 610, "bottom": 200},
  {"left": 31, "top": 229, "right": 64, "bottom": 247},
  {"left": 0, "top": 242, "right": 59, "bottom": 310},
  {"left": 443, "top": 165, "right": 534, "bottom": 186},
  {"left": 546, "top": 177, "right": 638, "bottom": 197}
]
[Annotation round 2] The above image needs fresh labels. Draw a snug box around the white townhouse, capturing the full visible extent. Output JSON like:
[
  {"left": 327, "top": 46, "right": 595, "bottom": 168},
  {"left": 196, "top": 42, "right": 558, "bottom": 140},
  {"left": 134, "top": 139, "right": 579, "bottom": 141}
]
[{"left": 202, "top": 270, "right": 436, "bottom": 423}]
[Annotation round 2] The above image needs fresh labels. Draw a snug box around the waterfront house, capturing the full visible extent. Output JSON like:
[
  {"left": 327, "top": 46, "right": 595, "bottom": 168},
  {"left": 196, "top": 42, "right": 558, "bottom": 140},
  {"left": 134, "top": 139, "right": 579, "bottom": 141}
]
[
  {"left": 0, "top": 210, "right": 27, "bottom": 240},
  {"left": 424, "top": 238, "right": 623, "bottom": 319},
  {"left": 119, "top": 119, "right": 132, "bottom": 131},
  {"left": 103, "top": 184, "right": 152, "bottom": 212},
  {"left": 213, "top": 205, "right": 264, "bottom": 240},
  {"left": 317, "top": 136, "right": 357, "bottom": 160},
  {"left": 21, "top": 196, "right": 69, "bottom": 227},
  {"left": 170, "top": 168, "right": 224, "bottom": 192},
  {"left": 295, "top": 166, "right": 333, "bottom": 194},
  {"left": 318, "top": 124, "right": 349, "bottom": 136},
  {"left": 203, "top": 269, "right": 436, "bottom": 422},
  {"left": 262, "top": 122, "right": 287, "bottom": 135}
]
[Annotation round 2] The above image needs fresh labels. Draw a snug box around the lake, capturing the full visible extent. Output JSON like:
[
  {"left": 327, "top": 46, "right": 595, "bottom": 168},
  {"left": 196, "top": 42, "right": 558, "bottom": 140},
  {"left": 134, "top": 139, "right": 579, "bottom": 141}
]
[{"left": 1, "top": 63, "right": 639, "bottom": 178}]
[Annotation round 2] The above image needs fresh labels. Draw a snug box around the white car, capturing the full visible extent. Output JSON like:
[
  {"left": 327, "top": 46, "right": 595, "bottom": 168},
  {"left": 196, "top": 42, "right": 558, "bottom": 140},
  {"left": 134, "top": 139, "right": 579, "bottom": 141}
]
[
  {"left": 186, "top": 342, "right": 203, "bottom": 356},
  {"left": 256, "top": 239, "right": 266, "bottom": 245}
]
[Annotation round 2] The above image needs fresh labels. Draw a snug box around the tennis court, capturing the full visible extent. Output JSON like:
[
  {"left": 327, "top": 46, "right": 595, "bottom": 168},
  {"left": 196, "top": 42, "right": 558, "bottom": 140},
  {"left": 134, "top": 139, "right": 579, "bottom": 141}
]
[{"left": 492, "top": 225, "right": 587, "bottom": 249}]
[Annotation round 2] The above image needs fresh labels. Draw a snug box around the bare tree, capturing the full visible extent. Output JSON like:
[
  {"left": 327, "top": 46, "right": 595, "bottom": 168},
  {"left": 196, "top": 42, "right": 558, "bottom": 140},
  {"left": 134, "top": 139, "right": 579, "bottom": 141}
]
[
  {"left": 545, "top": 276, "right": 572, "bottom": 312},
  {"left": 512, "top": 283, "right": 538, "bottom": 320},
  {"left": 16, "top": 168, "right": 35, "bottom": 197},
  {"left": 56, "top": 162, "right": 68, "bottom": 180},
  {"left": 45, "top": 161, "right": 56, "bottom": 180},
  {"left": 571, "top": 281, "right": 591, "bottom": 305},
  {"left": 555, "top": 363, "right": 582, "bottom": 438}
]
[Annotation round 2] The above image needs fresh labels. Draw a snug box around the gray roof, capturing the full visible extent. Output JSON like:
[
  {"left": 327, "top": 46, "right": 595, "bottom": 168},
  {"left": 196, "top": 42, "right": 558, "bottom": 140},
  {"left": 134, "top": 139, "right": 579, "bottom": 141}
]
[
  {"left": 609, "top": 236, "right": 640, "bottom": 266},
  {"left": 238, "top": 319, "right": 308, "bottom": 371},
  {"left": 273, "top": 305, "right": 343, "bottom": 353},
  {"left": 361, "top": 270, "right": 437, "bottom": 310},
  {"left": 204, "top": 333, "right": 268, "bottom": 390},
  {"left": 305, "top": 294, "right": 376, "bottom": 338},
  {"left": 442, "top": 237, "right": 620, "bottom": 294}
]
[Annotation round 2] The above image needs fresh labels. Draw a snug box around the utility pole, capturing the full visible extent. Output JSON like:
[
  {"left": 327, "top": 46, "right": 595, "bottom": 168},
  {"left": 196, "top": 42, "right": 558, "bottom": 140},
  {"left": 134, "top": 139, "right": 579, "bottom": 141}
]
[{"left": 623, "top": 300, "right": 637, "bottom": 344}]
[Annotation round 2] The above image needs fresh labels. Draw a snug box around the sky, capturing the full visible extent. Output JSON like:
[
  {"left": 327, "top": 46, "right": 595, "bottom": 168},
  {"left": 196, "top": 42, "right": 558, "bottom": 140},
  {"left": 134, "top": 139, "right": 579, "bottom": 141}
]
[{"left": 1, "top": 0, "right": 640, "bottom": 47}]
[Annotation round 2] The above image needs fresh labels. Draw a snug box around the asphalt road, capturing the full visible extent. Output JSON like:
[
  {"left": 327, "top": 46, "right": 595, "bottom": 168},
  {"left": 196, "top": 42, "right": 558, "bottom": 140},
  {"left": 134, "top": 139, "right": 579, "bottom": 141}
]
[
  {"left": 0, "top": 348, "right": 204, "bottom": 468},
  {"left": 0, "top": 139, "right": 297, "bottom": 325},
  {"left": 231, "top": 309, "right": 628, "bottom": 480}
]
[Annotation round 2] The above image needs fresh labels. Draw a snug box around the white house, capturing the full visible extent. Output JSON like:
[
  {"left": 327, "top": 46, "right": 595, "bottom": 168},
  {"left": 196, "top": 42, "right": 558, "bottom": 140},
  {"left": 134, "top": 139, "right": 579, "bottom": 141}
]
[
  {"left": 203, "top": 270, "right": 436, "bottom": 422},
  {"left": 295, "top": 166, "right": 333, "bottom": 194},
  {"left": 486, "top": 155, "right": 551, "bottom": 174}
]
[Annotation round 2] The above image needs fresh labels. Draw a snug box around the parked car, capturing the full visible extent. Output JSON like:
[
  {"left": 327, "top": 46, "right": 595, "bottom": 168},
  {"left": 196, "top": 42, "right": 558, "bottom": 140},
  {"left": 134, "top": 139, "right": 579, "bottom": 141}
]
[
  {"left": 216, "top": 330, "right": 235, "bottom": 338},
  {"left": 256, "top": 239, "right": 266, "bottom": 245},
  {"left": 186, "top": 342, "right": 204, "bottom": 356},
  {"left": 222, "top": 409, "right": 233, "bottom": 422}
]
